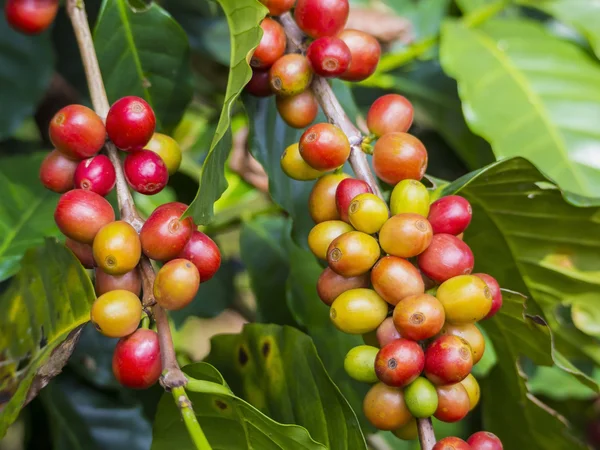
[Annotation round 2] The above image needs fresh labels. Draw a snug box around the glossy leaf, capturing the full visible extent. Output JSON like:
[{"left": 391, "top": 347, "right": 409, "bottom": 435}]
[
  {"left": 93, "top": 0, "right": 193, "bottom": 130},
  {"left": 152, "top": 362, "right": 326, "bottom": 449},
  {"left": 206, "top": 324, "right": 367, "bottom": 450},
  {"left": 0, "top": 239, "right": 96, "bottom": 437},
  {"left": 440, "top": 19, "right": 600, "bottom": 197},
  {"left": 186, "top": 0, "right": 267, "bottom": 225},
  {"left": 455, "top": 0, "right": 494, "bottom": 14},
  {"left": 0, "top": 152, "right": 61, "bottom": 282}
]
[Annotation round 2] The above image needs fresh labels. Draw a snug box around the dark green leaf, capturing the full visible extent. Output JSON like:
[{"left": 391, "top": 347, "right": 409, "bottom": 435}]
[
  {"left": 206, "top": 324, "right": 367, "bottom": 450},
  {"left": 0, "top": 239, "right": 95, "bottom": 437},
  {"left": 440, "top": 19, "right": 600, "bottom": 197},
  {"left": 151, "top": 362, "right": 326, "bottom": 449},
  {"left": 93, "top": 0, "right": 193, "bottom": 130},
  {"left": 0, "top": 152, "right": 61, "bottom": 282},
  {"left": 187, "top": 0, "right": 267, "bottom": 225}
]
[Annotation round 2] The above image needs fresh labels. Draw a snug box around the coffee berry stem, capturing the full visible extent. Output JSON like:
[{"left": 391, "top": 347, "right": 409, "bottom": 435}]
[{"left": 173, "top": 387, "right": 212, "bottom": 450}]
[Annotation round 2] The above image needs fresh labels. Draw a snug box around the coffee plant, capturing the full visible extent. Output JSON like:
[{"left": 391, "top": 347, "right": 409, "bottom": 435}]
[{"left": 0, "top": 0, "right": 599, "bottom": 449}]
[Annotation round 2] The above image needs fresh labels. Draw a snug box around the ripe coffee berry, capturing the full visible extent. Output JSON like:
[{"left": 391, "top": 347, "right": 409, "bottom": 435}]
[
  {"left": 330, "top": 288, "right": 388, "bottom": 334},
  {"left": 440, "top": 322, "right": 486, "bottom": 365},
  {"left": 91, "top": 289, "right": 142, "bottom": 338},
  {"left": 154, "top": 259, "right": 200, "bottom": 310},
  {"left": 433, "top": 437, "right": 471, "bottom": 450},
  {"left": 467, "top": 431, "right": 503, "bottom": 450},
  {"left": 145, "top": 133, "right": 182, "bottom": 175},
  {"left": 379, "top": 213, "right": 433, "bottom": 258},
  {"left": 93, "top": 221, "right": 141, "bottom": 275},
  {"left": 276, "top": 90, "right": 319, "bottom": 129},
  {"left": 307, "top": 37, "right": 351, "bottom": 78},
  {"left": 308, "top": 220, "right": 353, "bottom": 260},
  {"left": 49, "top": 105, "right": 106, "bottom": 160},
  {"left": 371, "top": 256, "right": 424, "bottom": 306},
  {"left": 417, "top": 234, "right": 474, "bottom": 283},
  {"left": 327, "top": 231, "right": 380, "bottom": 277},
  {"left": 367, "top": 94, "right": 414, "bottom": 137},
  {"left": 375, "top": 317, "right": 402, "bottom": 347},
  {"left": 373, "top": 132, "right": 428, "bottom": 184},
  {"left": 425, "top": 335, "right": 473, "bottom": 385},
  {"left": 404, "top": 377, "right": 438, "bottom": 418},
  {"left": 140, "top": 202, "right": 194, "bottom": 261},
  {"left": 437, "top": 275, "right": 492, "bottom": 324},
  {"left": 113, "top": 329, "right": 161, "bottom": 389},
  {"left": 474, "top": 273, "right": 503, "bottom": 319},
  {"left": 40, "top": 150, "right": 78, "bottom": 193},
  {"left": 124, "top": 149, "right": 168, "bottom": 195},
  {"left": 338, "top": 29, "right": 381, "bottom": 82},
  {"left": 309, "top": 173, "right": 350, "bottom": 223},
  {"left": 344, "top": 345, "right": 379, "bottom": 383},
  {"left": 393, "top": 293, "right": 445, "bottom": 341},
  {"left": 177, "top": 231, "right": 221, "bottom": 282},
  {"left": 317, "top": 267, "right": 369, "bottom": 306},
  {"left": 251, "top": 18, "right": 286, "bottom": 69},
  {"left": 55, "top": 189, "right": 115, "bottom": 243},
  {"left": 390, "top": 179, "right": 430, "bottom": 217},
  {"left": 363, "top": 383, "right": 412, "bottom": 430},
  {"left": 106, "top": 96, "right": 156, "bottom": 151},
  {"left": 461, "top": 373, "right": 481, "bottom": 411},
  {"left": 348, "top": 193, "right": 389, "bottom": 234},
  {"left": 428, "top": 195, "right": 473, "bottom": 235},
  {"left": 5, "top": 0, "right": 58, "bottom": 34},
  {"left": 65, "top": 238, "right": 95, "bottom": 269},
  {"left": 299, "top": 123, "right": 350, "bottom": 171},
  {"left": 246, "top": 70, "right": 272, "bottom": 97},
  {"left": 95, "top": 268, "right": 142, "bottom": 297},
  {"left": 294, "top": 0, "right": 349, "bottom": 38},
  {"left": 269, "top": 54, "right": 313, "bottom": 97},
  {"left": 258, "top": 0, "right": 295, "bottom": 16},
  {"left": 435, "top": 382, "right": 470, "bottom": 423},
  {"left": 335, "top": 178, "right": 372, "bottom": 223},
  {"left": 375, "top": 338, "right": 424, "bottom": 387},
  {"left": 73, "top": 154, "right": 116, "bottom": 196},
  {"left": 281, "top": 143, "right": 324, "bottom": 180}
]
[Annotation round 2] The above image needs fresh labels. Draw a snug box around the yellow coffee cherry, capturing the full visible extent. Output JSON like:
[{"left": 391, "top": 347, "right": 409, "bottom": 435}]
[{"left": 348, "top": 193, "right": 389, "bottom": 234}]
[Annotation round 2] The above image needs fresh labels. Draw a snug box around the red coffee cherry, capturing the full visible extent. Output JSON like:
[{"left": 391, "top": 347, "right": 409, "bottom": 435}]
[
  {"left": 73, "top": 154, "right": 116, "bottom": 196},
  {"left": 434, "top": 383, "right": 470, "bottom": 423},
  {"left": 425, "top": 335, "right": 473, "bottom": 385},
  {"left": 95, "top": 268, "right": 141, "bottom": 297},
  {"left": 276, "top": 90, "right": 319, "bottom": 129},
  {"left": 467, "top": 431, "right": 503, "bottom": 450},
  {"left": 294, "top": 0, "right": 349, "bottom": 38},
  {"left": 376, "top": 317, "right": 402, "bottom": 348},
  {"left": 177, "top": 230, "right": 221, "bottom": 282},
  {"left": 39, "top": 149, "right": 78, "bottom": 193},
  {"left": 299, "top": 123, "right": 350, "bottom": 170},
  {"left": 252, "top": 18, "right": 286, "bottom": 69},
  {"left": 140, "top": 202, "right": 194, "bottom": 261},
  {"left": 371, "top": 256, "right": 424, "bottom": 306},
  {"left": 367, "top": 94, "right": 414, "bottom": 137},
  {"left": 55, "top": 189, "right": 115, "bottom": 243},
  {"left": 335, "top": 178, "right": 372, "bottom": 223},
  {"left": 428, "top": 195, "right": 473, "bottom": 235},
  {"left": 439, "top": 323, "right": 486, "bottom": 365},
  {"left": 5, "top": 0, "right": 58, "bottom": 34},
  {"left": 269, "top": 54, "right": 313, "bottom": 97},
  {"left": 316, "top": 267, "right": 370, "bottom": 306},
  {"left": 258, "top": 0, "right": 295, "bottom": 16},
  {"left": 154, "top": 259, "right": 200, "bottom": 310},
  {"left": 246, "top": 69, "right": 273, "bottom": 97},
  {"left": 307, "top": 37, "right": 351, "bottom": 78},
  {"left": 309, "top": 173, "right": 350, "bottom": 223},
  {"left": 474, "top": 273, "right": 503, "bottom": 319},
  {"left": 417, "top": 234, "right": 474, "bottom": 283},
  {"left": 338, "top": 29, "right": 381, "bottom": 82},
  {"left": 373, "top": 132, "right": 428, "bottom": 184},
  {"left": 393, "top": 294, "right": 445, "bottom": 341},
  {"left": 375, "top": 338, "right": 425, "bottom": 387},
  {"left": 106, "top": 96, "right": 156, "bottom": 151},
  {"left": 145, "top": 133, "right": 182, "bottom": 175},
  {"left": 65, "top": 238, "right": 95, "bottom": 269},
  {"left": 113, "top": 329, "right": 161, "bottom": 389},
  {"left": 124, "top": 150, "right": 168, "bottom": 195},
  {"left": 49, "top": 105, "right": 106, "bottom": 160},
  {"left": 433, "top": 437, "right": 471, "bottom": 450}
]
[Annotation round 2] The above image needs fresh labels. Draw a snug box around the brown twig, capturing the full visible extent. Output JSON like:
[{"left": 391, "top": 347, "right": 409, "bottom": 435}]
[{"left": 418, "top": 418, "right": 436, "bottom": 450}]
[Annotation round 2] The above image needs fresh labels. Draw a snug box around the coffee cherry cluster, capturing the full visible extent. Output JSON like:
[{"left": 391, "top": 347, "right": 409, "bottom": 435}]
[{"left": 39, "top": 97, "right": 221, "bottom": 390}]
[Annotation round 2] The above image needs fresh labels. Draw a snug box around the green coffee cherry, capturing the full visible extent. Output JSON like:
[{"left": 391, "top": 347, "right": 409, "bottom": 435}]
[
  {"left": 404, "top": 377, "right": 438, "bottom": 418},
  {"left": 390, "top": 179, "right": 430, "bottom": 217},
  {"left": 344, "top": 345, "right": 379, "bottom": 383}
]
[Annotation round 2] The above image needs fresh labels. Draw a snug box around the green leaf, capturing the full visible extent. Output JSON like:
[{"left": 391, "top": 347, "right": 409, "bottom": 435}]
[
  {"left": 151, "top": 362, "right": 327, "bottom": 449},
  {"left": 440, "top": 19, "right": 600, "bottom": 197},
  {"left": 93, "top": 0, "right": 193, "bottom": 130},
  {"left": 571, "top": 300, "right": 600, "bottom": 338},
  {"left": 186, "top": 0, "right": 267, "bottom": 225},
  {"left": 206, "top": 324, "right": 367, "bottom": 450},
  {"left": 518, "top": 0, "right": 600, "bottom": 58},
  {"left": 455, "top": 0, "right": 494, "bottom": 14},
  {"left": 0, "top": 10, "right": 53, "bottom": 139},
  {"left": 0, "top": 152, "right": 61, "bottom": 282},
  {"left": 527, "top": 365, "right": 598, "bottom": 401},
  {"left": 0, "top": 239, "right": 96, "bottom": 437}
]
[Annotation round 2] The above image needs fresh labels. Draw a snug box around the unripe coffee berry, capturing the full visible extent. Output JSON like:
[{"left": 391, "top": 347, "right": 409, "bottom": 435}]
[
  {"left": 373, "top": 132, "right": 428, "bottom": 184},
  {"left": 74, "top": 154, "right": 116, "bottom": 196},
  {"left": 425, "top": 335, "right": 473, "bottom": 385},
  {"left": 299, "top": 123, "right": 350, "bottom": 171},
  {"left": 375, "top": 338, "right": 424, "bottom": 387},
  {"left": 65, "top": 238, "right": 95, "bottom": 269},
  {"left": 335, "top": 178, "right": 372, "bottom": 223},
  {"left": 124, "top": 149, "right": 168, "bottom": 195},
  {"left": 40, "top": 149, "right": 78, "bottom": 193},
  {"left": 113, "top": 329, "right": 161, "bottom": 389},
  {"left": 246, "top": 69, "right": 273, "bottom": 97},
  {"left": 140, "top": 202, "right": 195, "bottom": 261},
  {"left": 348, "top": 193, "right": 389, "bottom": 234},
  {"left": 436, "top": 275, "right": 492, "bottom": 324},
  {"left": 309, "top": 173, "right": 350, "bottom": 223},
  {"left": 5, "top": 0, "right": 59, "bottom": 34},
  {"left": 276, "top": 91, "right": 319, "bottom": 129},
  {"left": 316, "top": 267, "right": 370, "bottom": 306},
  {"left": 390, "top": 179, "right": 430, "bottom": 217},
  {"left": 252, "top": 18, "right": 286, "bottom": 69},
  {"left": 258, "top": 0, "right": 295, "bottom": 16},
  {"left": 308, "top": 220, "right": 353, "bottom": 260},
  {"left": 344, "top": 345, "right": 379, "bottom": 383},
  {"left": 379, "top": 213, "right": 432, "bottom": 258},
  {"left": 330, "top": 288, "right": 387, "bottom": 334},
  {"left": 269, "top": 54, "right": 313, "bottom": 97},
  {"left": 428, "top": 195, "right": 473, "bottom": 235},
  {"left": 467, "top": 431, "right": 503, "bottom": 450},
  {"left": 417, "top": 233, "right": 474, "bottom": 283},
  {"left": 154, "top": 259, "right": 200, "bottom": 310},
  {"left": 106, "top": 96, "right": 156, "bottom": 151},
  {"left": 145, "top": 133, "right": 182, "bottom": 175},
  {"left": 461, "top": 373, "right": 481, "bottom": 411},
  {"left": 327, "top": 231, "right": 380, "bottom": 277},
  {"left": 177, "top": 231, "right": 221, "bottom": 282},
  {"left": 393, "top": 419, "right": 418, "bottom": 441},
  {"left": 55, "top": 189, "right": 115, "bottom": 243},
  {"left": 371, "top": 256, "right": 424, "bottom": 306},
  {"left": 434, "top": 383, "right": 470, "bottom": 423},
  {"left": 91, "top": 289, "right": 142, "bottom": 338},
  {"left": 433, "top": 437, "right": 471, "bottom": 450},
  {"left": 307, "top": 37, "right": 351, "bottom": 78},
  {"left": 338, "top": 29, "right": 381, "bottom": 82},
  {"left": 49, "top": 105, "right": 106, "bottom": 160},
  {"left": 367, "top": 94, "right": 414, "bottom": 136},
  {"left": 95, "top": 268, "right": 142, "bottom": 297},
  {"left": 93, "top": 221, "right": 141, "bottom": 275},
  {"left": 363, "top": 383, "right": 412, "bottom": 430},
  {"left": 404, "top": 377, "right": 438, "bottom": 418},
  {"left": 474, "top": 273, "right": 503, "bottom": 319},
  {"left": 439, "top": 322, "right": 486, "bottom": 365},
  {"left": 281, "top": 143, "right": 324, "bottom": 181},
  {"left": 393, "top": 293, "right": 445, "bottom": 341}
]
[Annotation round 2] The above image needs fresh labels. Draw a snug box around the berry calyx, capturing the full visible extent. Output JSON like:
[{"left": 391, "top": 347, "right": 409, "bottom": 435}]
[
  {"left": 299, "top": 123, "right": 350, "bottom": 171},
  {"left": 344, "top": 345, "right": 379, "bottom": 383},
  {"left": 176, "top": 230, "right": 221, "bottom": 282},
  {"left": 327, "top": 231, "right": 380, "bottom": 277},
  {"left": 428, "top": 195, "right": 473, "bottom": 236},
  {"left": 294, "top": 0, "right": 349, "bottom": 38},
  {"left": 390, "top": 179, "right": 430, "bottom": 217},
  {"left": 393, "top": 293, "right": 445, "bottom": 341},
  {"left": 258, "top": 0, "right": 295, "bottom": 16},
  {"left": 145, "top": 133, "right": 182, "bottom": 175},
  {"left": 106, "top": 96, "right": 156, "bottom": 151},
  {"left": 92, "top": 221, "right": 142, "bottom": 275},
  {"left": 113, "top": 328, "right": 161, "bottom": 389},
  {"left": 375, "top": 338, "right": 425, "bottom": 387},
  {"left": 417, "top": 234, "right": 475, "bottom": 283},
  {"left": 306, "top": 37, "right": 351, "bottom": 78},
  {"left": 436, "top": 275, "right": 492, "bottom": 324},
  {"left": 373, "top": 132, "right": 428, "bottom": 184},
  {"left": 433, "top": 437, "right": 471, "bottom": 450},
  {"left": 348, "top": 193, "right": 389, "bottom": 234},
  {"left": 276, "top": 90, "right": 319, "bottom": 129},
  {"left": 140, "top": 202, "right": 195, "bottom": 261},
  {"left": 371, "top": 256, "right": 424, "bottom": 306},
  {"left": 54, "top": 189, "right": 115, "bottom": 244},
  {"left": 73, "top": 154, "right": 116, "bottom": 196},
  {"left": 474, "top": 273, "right": 503, "bottom": 319},
  {"left": 335, "top": 178, "right": 372, "bottom": 223},
  {"left": 309, "top": 173, "right": 350, "bottom": 223},
  {"left": 434, "top": 382, "right": 470, "bottom": 423},
  {"left": 424, "top": 335, "right": 473, "bottom": 385},
  {"left": 316, "top": 267, "right": 370, "bottom": 306},
  {"left": 338, "top": 29, "right": 381, "bottom": 82},
  {"left": 330, "top": 288, "right": 388, "bottom": 334},
  {"left": 5, "top": 0, "right": 58, "bottom": 34},
  {"left": 269, "top": 54, "right": 313, "bottom": 97},
  {"left": 467, "top": 431, "right": 503, "bottom": 450},
  {"left": 367, "top": 94, "right": 414, "bottom": 136},
  {"left": 49, "top": 105, "right": 106, "bottom": 160},
  {"left": 308, "top": 220, "right": 353, "bottom": 260},
  {"left": 123, "top": 149, "right": 169, "bottom": 195},
  {"left": 363, "top": 382, "right": 412, "bottom": 430},
  {"left": 246, "top": 70, "right": 273, "bottom": 97},
  {"left": 404, "top": 377, "right": 439, "bottom": 418},
  {"left": 90, "top": 289, "right": 142, "bottom": 338},
  {"left": 39, "top": 149, "right": 78, "bottom": 193},
  {"left": 281, "top": 142, "right": 324, "bottom": 180},
  {"left": 95, "top": 268, "right": 142, "bottom": 297},
  {"left": 379, "top": 213, "right": 433, "bottom": 258},
  {"left": 65, "top": 238, "right": 95, "bottom": 269},
  {"left": 154, "top": 258, "right": 200, "bottom": 310},
  {"left": 251, "top": 18, "right": 287, "bottom": 69}
]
